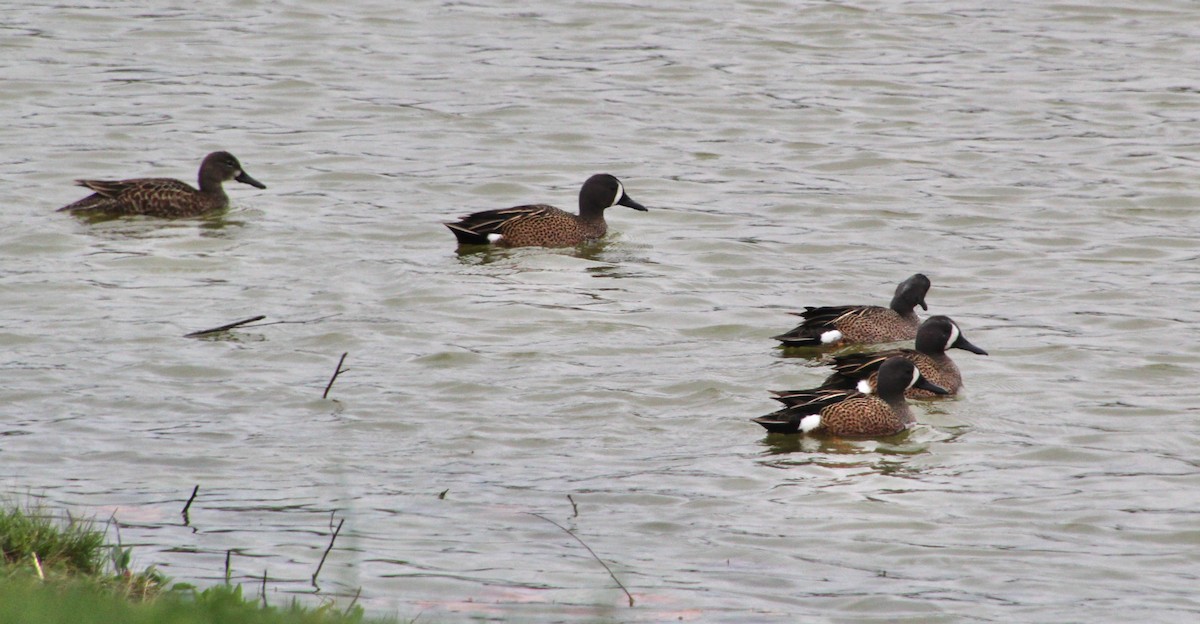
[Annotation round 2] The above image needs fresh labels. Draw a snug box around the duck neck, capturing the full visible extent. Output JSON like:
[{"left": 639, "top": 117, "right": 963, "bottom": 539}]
[
  {"left": 880, "top": 391, "right": 908, "bottom": 408},
  {"left": 198, "top": 172, "right": 228, "bottom": 197},
  {"left": 890, "top": 400, "right": 915, "bottom": 424},
  {"left": 877, "top": 380, "right": 911, "bottom": 407},
  {"left": 890, "top": 297, "right": 918, "bottom": 319},
  {"left": 578, "top": 203, "right": 607, "bottom": 224}
]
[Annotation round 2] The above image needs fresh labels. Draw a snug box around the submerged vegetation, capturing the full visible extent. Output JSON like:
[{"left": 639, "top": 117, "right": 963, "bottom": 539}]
[{"left": 0, "top": 501, "right": 395, "bottom": 624}]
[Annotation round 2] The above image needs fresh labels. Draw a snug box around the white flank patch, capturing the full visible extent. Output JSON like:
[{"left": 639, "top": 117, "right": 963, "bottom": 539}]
[
  {"left": 820, "top": 329, "right": 843, "bottom": 344},
  {"left": 799, "top": 414, "right": 822, "bottom": 433},
  {"left": 612, "top": 181, "right": 625, "bottom": 207},
  {"left": 487, "top": 233, "right": 504, "bottom": 243},
  {"left": 908, "top": 366, "right": 920, "bottom": 389},
  {"left": 857, "top": 379, "right": 873, "bottom": 394},
  {"left": 945, "top": 323, "right": 960, "bottom": 351}
]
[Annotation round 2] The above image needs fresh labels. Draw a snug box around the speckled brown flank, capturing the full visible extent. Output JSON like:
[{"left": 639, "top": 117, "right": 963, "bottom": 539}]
[
  {"left": 831, "top": 306, "right": 920, "bottom": 343},
  {"left": 815, "top": 394, "right": 915, "bottom": 437}
]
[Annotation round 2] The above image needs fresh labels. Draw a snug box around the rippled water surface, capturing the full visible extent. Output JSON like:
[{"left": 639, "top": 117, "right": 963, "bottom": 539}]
[{"left": 3, "top": 1, "right": 1200, "bottom": 621}]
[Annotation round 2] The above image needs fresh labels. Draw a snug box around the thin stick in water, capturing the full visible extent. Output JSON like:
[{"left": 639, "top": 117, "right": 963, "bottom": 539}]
[
  {"left": 184, "top": 315, "right": 267, "bottom": 338},
  {"left": 528, "top": 512, "right": 633, "bottom": 607},
  {"left": 344, "top": 587, "right": 363, "bottom": 617},
  {"left": 312, "top": 517, "right": 345, "bottom": 586},
  {"left": 224, "top": 550, "right": 232, "bottom": 583},
  {"left": 321, "top": 352, "right": 350, "bottom": 398},
  {"left": 181, "top": 485, "right": 199, "bottom": 524},
  {"left": 568, "top": 494, "right": 579, "bottom": 518},
  {"left": 240, "top": 313, "right": 341, "bottom": 329}
]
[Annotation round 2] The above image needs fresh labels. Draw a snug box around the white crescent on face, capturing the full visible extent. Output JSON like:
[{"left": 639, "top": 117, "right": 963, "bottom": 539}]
[
  {"left": 908, "top": 366, "right": 920, "bottom": 389},
  {"left": 944, "top": 323, "right": 961, "bottom": 351},
  {"left": 612, "top": 181, "right": 625, "bottom": 207}
]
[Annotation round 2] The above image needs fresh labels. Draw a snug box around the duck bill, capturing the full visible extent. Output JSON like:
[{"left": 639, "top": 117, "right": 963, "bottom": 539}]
[
  {"left": 236, "top": 171, "right": 267, "bottom": 189},
  {"left": 918, "top": 297, "right": 928, "bottom": 311},
  {"left": 914, "top": 377, "right": 949, "bottom": 395},
  {"left": 618, "top": 194, "right": 648, "bottom": 211},
  {"left": 954, "top": 335, "right": 988, "bottom": 355}
]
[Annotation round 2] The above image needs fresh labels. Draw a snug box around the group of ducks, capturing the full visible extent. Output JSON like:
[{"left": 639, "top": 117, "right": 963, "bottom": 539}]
[
  {"left": 58, "top": 152, "right": 983, "bottom": 440},
  {"left": 754, "top": 274, "right": 988, "bottom": 438}
]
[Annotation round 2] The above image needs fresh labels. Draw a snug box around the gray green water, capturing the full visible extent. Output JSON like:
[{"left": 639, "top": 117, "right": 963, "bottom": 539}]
[{"left": 2, "top": 1, "right": 1199, "bottom": 621}]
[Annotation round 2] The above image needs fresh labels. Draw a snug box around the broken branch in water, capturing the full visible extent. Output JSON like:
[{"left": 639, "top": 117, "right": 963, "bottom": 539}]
[
  {"left": 184, "top": 315, "right": 267, "bottom": 338},
  {"left": 528, "top": 512, "right": 633, "bottom": 607},
  {"left": 322, "top": 352, "right": 349, "bottom": 399},
  {"left": 242, "top": 313, "right": 342, "bottom": 328},
  {"left": 312, "top": 516, "right": 345, "bottom": 587},
  {"left": 181, "top": 485, "right": 199, "bottom": 524},
  {"left": 344, "top": 587, "right": 362, "bottom": 617}
]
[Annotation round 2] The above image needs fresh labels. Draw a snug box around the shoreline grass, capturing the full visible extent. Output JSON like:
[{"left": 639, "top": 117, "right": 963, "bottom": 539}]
[{"left": 1, "top": 501, "right": 397, "bottom": 624}]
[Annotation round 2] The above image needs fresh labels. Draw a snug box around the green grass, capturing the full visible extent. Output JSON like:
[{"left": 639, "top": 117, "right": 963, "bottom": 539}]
[
  {"left": 0, "top": 504, "right": 107, "bottom": 575},
  {"left": 0, "top": 577, "right": 377, "bottom": 624},
  {"left": 0, "top": 501, "right": 398, "bottom": 624},
  {"left": 0, "top": 502, "right": 162, "bottom": 601}
]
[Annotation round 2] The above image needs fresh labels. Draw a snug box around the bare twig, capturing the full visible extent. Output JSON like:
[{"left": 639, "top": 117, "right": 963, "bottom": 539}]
[
  {"left": 568, "top": 494, "right": 578, "bottom": 518},
  {"left": 528, "top": 512, "right": 633, "bottom": 607},
  {"left": 344, "top": 587, "right": 363, "bottom": 617},
  {"left": 184, "top": 315, "right": 267, "bottom": 338},
  {"left": 312, "top": 517, "right": 345, "bottom": 586},
  {"left": 322, "top": 353, "right": 349, "bottom": 399},
  {"left": 181, "top": 485, "right": 199, "bottom": 524},
  {"left": 224, "top": 550, "right": 232, "bottom": 583},
  {"left": 241, "top": 313, "right": 342, "bottom": 328},
  {"left": 184, "top": 313, "right": 342, "bottom": 338},
  {"left": 260, "top": 569, "right": 268, "bottom": 608}
]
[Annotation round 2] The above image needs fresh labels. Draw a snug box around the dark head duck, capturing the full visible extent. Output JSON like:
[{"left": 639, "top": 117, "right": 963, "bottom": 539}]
[
  {"left": 58, "top": 151, "right": 266, "bottom": 218},
  {"left": 774, "top": 273, "right": 931, "bottom": 348},
  {"left": 754, "top": 357, "right": 948, "bottom": 437},
  {"left": 445, "top": 173, "right": 647, "bottom": 248},
  {"left": 819, "top": 315, "right": 987, "bottom": 397}
]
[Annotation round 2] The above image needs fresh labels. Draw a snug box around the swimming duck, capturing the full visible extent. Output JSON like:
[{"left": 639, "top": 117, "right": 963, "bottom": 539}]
[
  {"left": 58, "top": 151, "right": 265, "bottom": 218},
  {"left": 754, "top": 357, "right": 948, "bottom": 436},
  {"left": 445, "top": 173, "right": 647, "bottom": 247},
  {"left": 774, "top": 274, "right": 931, "bottom": 348},
  {"left": 818, "top": 315, "right": 987, "bottom": 398}
]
